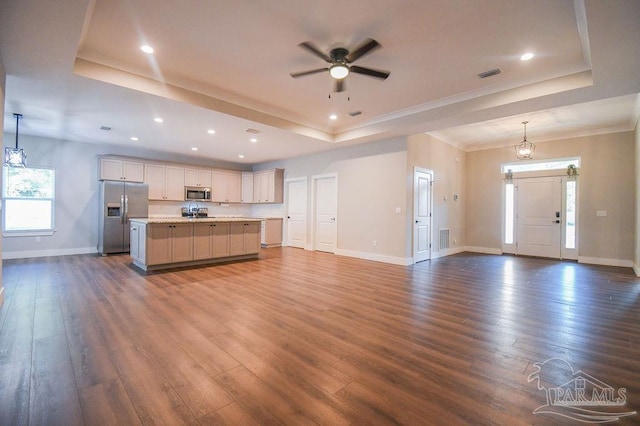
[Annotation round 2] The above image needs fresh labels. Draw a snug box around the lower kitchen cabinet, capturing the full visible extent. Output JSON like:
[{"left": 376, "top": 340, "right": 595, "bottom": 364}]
[
  {"left": 193, "top": 222, "right": 230, "bottom": 260},
  {"left": 147, "top": 223, "right": 193, "bottom": 265},
  {"left": 230, "top": 222, "right": 261, "bottom": 256}
]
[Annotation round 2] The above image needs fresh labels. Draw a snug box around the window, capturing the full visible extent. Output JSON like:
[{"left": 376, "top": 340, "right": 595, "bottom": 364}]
[
  {"left": 565, "top": 180, "right": 576, "bottom": 249},
  {"left": 501, "top": 157, "right": 580, "bottom": 174},
  {"left": 504, "top": 183, "right": 514, "bottom": 245},
  {"left": 3, "top": 166, "right": 55, "bottom": 234}
]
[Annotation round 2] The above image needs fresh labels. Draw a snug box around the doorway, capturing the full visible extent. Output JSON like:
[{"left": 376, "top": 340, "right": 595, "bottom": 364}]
[
  {"left": 413, "top": 168, "right": 433, "bottom": 263},
  {"left": 284, "top": 177, "right": 307, "bottom": 249},
  {"left": 312, "top": 174, "right": 337, "bottom": 253}
]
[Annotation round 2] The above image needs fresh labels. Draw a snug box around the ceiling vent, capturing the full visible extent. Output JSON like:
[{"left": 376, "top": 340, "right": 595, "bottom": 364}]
[
  {"left": 100, "top": 126, "right": 112, "bottom": 131},
  {"left": 348, "top": 111, "right": 363, "bottom": 117},
  {"left": 246, "top": 128, "right": 261, "bottom": 134},
  {"left": 478, "top": 68, "right": 501, "bottom": 79}
]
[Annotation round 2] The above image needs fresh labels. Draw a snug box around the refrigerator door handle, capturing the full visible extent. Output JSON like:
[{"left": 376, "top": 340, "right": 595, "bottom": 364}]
[
  {"left": 120, "top": 195, "right": 125, "bottom": 224},
  {"left": 124, "top": 195, "right": 129, "bottom": 223}
]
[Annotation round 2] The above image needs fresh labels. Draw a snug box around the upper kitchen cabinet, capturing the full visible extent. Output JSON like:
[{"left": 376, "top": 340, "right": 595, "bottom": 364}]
[
  {"left": 242, "top": 172, "right": 254, "bottom": 204},
  {"left": 184, "top": 168, "right": 212, "bottom": 188},
  {"left": 145, "top": 164, "right": 185, "bottom": 201},
  {"left": 99, "top": 157, "right": 144, "bottom": 182},
  {"left": 253, "top": 169, "right": 284, "bottom": 203},
  {"left": 212, "top": 170, "right": 242, "bottom": 203}
]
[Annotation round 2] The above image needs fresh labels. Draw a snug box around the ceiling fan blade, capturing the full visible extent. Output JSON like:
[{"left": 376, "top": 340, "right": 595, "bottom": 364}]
[
  {"left": 350, "top": 65, "right": 390, "bottom": 80},
  {"left": 334, "top": 79, "right": 345, "bottom": 93},
  {"left": 290, "top": 68, "right": 329, "bottom": 78},
  {"left": 298, "top": 42, "right": 332, "bottom": 62},
  {"left": 346, "top": 38, "right": 381, "bottom": 63}
]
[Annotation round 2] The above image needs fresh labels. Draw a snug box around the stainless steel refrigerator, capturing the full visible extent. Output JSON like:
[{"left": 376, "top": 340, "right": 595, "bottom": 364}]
[{"left": 98, "top": 181, "right": 149, "bottom": 254}]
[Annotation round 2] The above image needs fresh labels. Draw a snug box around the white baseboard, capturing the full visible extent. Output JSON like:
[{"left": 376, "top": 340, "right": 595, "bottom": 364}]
[
  {"left": 334, "top": 249, "right": 413, "bottom": 266},
  {"left": 634, "top": 263, "right": 640, "bottom": 277},
  {"left": 464, "top": 246, "right": 503, "bottom": 255},
  {"left": 431, "top": 246, "right": 466, "bottom": 259},
  {"left": 2, "top": 246, "right": 98, "bottom": 260},
  {"left": 578, "top": 256, "right": 634, "bottom": 268}
]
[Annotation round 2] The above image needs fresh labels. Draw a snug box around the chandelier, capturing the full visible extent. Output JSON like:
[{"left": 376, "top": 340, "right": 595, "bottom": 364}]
[
  {"left": 514, "top": 121, "right": 535, "bottom": 160},
  {"left": 5, "top": 113, "right": 27, "bottom": 167}
]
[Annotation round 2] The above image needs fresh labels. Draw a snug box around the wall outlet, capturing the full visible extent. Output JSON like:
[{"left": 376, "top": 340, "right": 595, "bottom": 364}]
[
  {"left": 373, "top": 240, "right": 377, "bottom": 247},
  {"left": 35, "top": 236, "right": 42, "bottom": 243},
  {"left": 395, "top": 207, "right": 401, "bottom": 214},
  {"left": 596, "top": 210, "right": 607, "bottom": 217}
]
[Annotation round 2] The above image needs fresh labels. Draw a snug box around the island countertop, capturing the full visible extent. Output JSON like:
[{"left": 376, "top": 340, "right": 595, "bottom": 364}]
[{"left": 130, "top": 217, "right": 263, "bottom": 224}]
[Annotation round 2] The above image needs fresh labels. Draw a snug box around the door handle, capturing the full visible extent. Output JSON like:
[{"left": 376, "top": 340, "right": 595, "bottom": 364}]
[
  {"left": 553, "top": 220, "right": 561, "bottom": 223},
  {"left": 287, "top": 216, "right": 291, "bottom": 219},
  {"left": 120, "top": 195, "right": 125, "bottom": 224},
  {"left": 330, "top": 218, "right": 336, "bottom": 221}
]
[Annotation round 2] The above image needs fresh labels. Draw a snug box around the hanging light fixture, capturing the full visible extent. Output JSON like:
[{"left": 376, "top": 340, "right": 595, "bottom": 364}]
[
  {"left": 5, "top": 113, "right": 27, "bottom": 167},
  {"left": 514, "top": 121, "right": 535, "bottom": 160}
]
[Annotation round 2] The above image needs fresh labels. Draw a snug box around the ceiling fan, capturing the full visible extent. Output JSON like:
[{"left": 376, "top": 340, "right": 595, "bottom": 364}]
[{"left": 290, "top": 38, "right": 390, "bottom": 92}]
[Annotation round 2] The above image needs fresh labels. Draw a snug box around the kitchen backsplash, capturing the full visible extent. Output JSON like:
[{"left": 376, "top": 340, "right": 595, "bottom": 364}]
[{"left": 148, "top": 201, "right": 252, "bottom": 217}]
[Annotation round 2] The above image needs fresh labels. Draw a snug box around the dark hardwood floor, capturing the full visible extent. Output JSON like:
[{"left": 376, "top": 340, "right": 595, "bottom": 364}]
[{"left": 1, "top": 248, "right": 639, "bottom": 425}]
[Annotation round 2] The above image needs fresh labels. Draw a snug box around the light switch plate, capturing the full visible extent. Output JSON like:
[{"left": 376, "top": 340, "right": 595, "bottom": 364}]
[
  {"left": 395, "top": 207, "right": 401, "bottom": 214},
  {"left": 596, "top": 210, "right": 607, "bottom": 217}
]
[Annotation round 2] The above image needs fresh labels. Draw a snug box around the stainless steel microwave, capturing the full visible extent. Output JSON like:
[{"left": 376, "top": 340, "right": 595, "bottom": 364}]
[{"left": 185, "top": 186, "right": 211, "bottom": 202}]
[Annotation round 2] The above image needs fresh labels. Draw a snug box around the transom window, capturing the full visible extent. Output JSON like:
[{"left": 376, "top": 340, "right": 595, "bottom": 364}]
[{"left": 501, "top": 157, "right": 580, "bottom": 174}]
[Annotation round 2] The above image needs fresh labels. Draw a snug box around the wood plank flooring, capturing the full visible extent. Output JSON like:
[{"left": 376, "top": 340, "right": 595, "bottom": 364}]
[{"left": 1, "top": 249, "right": 639, "bottom": 425}]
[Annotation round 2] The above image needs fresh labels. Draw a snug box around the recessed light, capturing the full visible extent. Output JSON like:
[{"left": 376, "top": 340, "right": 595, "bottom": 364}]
[
  {"left": 329, "top": 114, "right": 338, "bottom": 120},
  {"left": 238, "top": 154, "right": 245, "bottom": 159},
  {"left": 130, "top": 136, "right": 139, "bottom": 141},
  {"left": 520, "top": 52, "right": 534, "bottom": 61},
  {"left": 207, "top": 129, "right": 216, "bottom": 135},
  {"left": 250, "top": 138, "right": 257, "bottom": 143},
  {"left": 140, "top": 45, "right": 154, "bottom": 54},
  {"left": 154, "top": 117, "right": 163, "bottom": 123},
  {"left": 191, "top": 147, "right": 198, "bottom": 151}
]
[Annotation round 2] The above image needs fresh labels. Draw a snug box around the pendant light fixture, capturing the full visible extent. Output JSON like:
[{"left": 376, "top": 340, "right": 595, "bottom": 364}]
[
  {"left": 514, "top": 121, "right": 535, "bottom": 160},
  {"left": 5, "top": 113, "right": 27, "bottom": 167}
]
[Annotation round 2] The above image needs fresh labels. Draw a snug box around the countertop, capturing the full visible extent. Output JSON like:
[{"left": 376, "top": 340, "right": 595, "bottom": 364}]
[{"left": 130, "top": 217, "right": 263, "bottom": 224}]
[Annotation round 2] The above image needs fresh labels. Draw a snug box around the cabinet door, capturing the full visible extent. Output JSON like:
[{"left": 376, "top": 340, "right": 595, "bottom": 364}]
[
  {"left": 185, "top": 168, "right": 212, "bottom": 188},
  {"left": 211, "top": 171, "right": 227, "bottom": 202},
  {"left": 242, "top": 172, "right": 253, "bottom": 203},
  {"left": 252, "top": 172, "right": 263, "bottom": 203},
  {"left": 100, "top": 158, "right": 124, "bottom": 181},
  {"left": 229, "top": 222, "right": 245, "bottom": 255},
  {"left": 123, "top": 161, "right": 144, "bottom": 182},
  {"left": 212, "top": 223, "right": 230, "bottom": 257},
  {"left": 193, "top": 223, "right": 213, "bottom": 260},
  {"left": 266, "top": 171, "right": 275, "bottom": 203},
  {"left": 171, "top": 224, "right": 193, "bottom": 262},
  {"left": 130, "top": 223, "right": 140, "bottom": 261},
  {"left": 145, "top": 164, "right": 166, "bottom": 200},
  {"left": 165, "top": 166, "right": 185, "bottom": 201},
  {"left": 226, "top": 172, "right": 242, "bottom": 203},
  {"left": 147, "top": 224, "right": 172, "bottom": 265},
  {"left": 244, "top": 222, "right": 261, "bottom": 254}
]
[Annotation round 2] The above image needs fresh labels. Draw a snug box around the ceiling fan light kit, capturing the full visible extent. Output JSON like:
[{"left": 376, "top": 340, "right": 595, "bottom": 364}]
[{"left": 291, "top": 38, "right": 390, "bottom": 92}]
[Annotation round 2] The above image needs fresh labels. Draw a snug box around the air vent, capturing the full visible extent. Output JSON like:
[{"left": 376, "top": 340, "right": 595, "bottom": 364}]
[
  {"left": 100, "top": 126, "right": 112, "bottom": 131},
  {"left": 439, "top": 228, "right": 450, "bottom": 250},
  {"left": 246, "top": 128, "right": 261, "bottom": 134},
  {"left": 478, "top": 68, "right": 501, "bottom": 79},
  {"left": 348, "top": 111, "right": 362, "bottom": 117}
]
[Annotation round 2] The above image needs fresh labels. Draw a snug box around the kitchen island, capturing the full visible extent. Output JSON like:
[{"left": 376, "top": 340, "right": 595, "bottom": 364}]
[{"left": 129, "top": 217, "right": 262, "bottom": 271}]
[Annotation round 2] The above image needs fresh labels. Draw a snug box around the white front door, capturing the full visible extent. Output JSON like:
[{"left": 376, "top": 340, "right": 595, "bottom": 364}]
[
  {"left": 413, "top": 169, "right": 432, "bottom": 263},
  {"left": 516, "top": 176, "right": 562, "bottom": 258},
  {"left": 314, "top": 175, "right": 337, "bottom": 253},
  {"left": 285, "top": 178, "right": 307, "bottom": 249}
]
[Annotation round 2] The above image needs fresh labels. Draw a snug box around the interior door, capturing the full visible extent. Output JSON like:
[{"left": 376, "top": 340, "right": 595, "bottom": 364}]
[
  {"left": 516, "top": 176, "right": 562, "bottom": 258},
  {"left": 413, "top": 169, "right": 432, "bottom": 263},
  {"left": 314, "top": 175, "right": 337, "bottom": 253},
  {"left": 286, "top": 179, "right": 307, "bottom": 248}
]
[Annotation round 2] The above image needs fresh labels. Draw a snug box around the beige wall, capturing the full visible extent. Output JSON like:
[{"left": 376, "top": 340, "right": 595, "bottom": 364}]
[
  {"left": 255, "top": 138, "right": 410, "bottom": 263},
  {"left": 635, "top": 121, "right": 640, "bottom": 274},
  {"left": 467, "top": 131, "right": 636, "bottom": 262},
  {"left": 407, "top": 134, "right": 467, "bottom": 257}
]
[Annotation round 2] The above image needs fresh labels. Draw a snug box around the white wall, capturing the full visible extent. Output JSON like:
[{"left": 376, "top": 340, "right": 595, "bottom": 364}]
[
  {"left": 1, "top": 134, "right": 250, "bottom": 259},
  {"left": 0, "top": 56, "right": 5, "bottom": 303}
]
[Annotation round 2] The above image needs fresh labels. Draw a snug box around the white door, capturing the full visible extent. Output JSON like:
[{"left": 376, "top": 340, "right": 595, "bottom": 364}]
[
  {"left": 516, "top": 177, "right": 562, "bottom": 258},
  {"left": 286, "top": 179, "right": 307, "bottom": 248},
  {"left": 413, "top": 169, "right": 432, "bottom": 263},
  {"left": 314, "top": 175, "right": 337, "bottom": 253}
]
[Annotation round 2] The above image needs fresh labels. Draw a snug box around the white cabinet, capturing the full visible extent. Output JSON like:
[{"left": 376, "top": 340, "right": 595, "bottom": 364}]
[
  {"left": 130, "top": 221, "right": 146, "bottom": 263},
  {"left": 99, "top": 158, "right": 144, "bottom": 182},
  {"left": 212, "top": 170, "right": 242, "bottom": 203},
  {"left": 242, "top": 172, "right": 254, "bottom": 203},
  {"left": 261, "top": 218, "right": 283, "bottom": 247},
  {"left": 253, "top": 169, "right": 284, "bottom": 203},
  {"left": 184, "top": 168, "right": 212, "bottom": 188},
  {"left": 145, "top": 164, "right": 185, "bottom": 201},
  {"left": 229, "top": 222, "right": 261, "bottom": 255}
]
